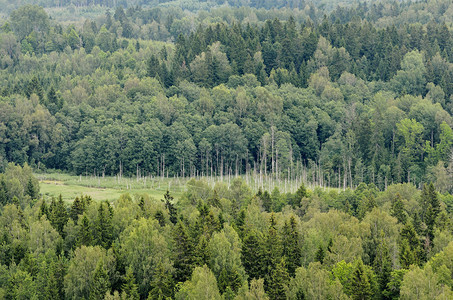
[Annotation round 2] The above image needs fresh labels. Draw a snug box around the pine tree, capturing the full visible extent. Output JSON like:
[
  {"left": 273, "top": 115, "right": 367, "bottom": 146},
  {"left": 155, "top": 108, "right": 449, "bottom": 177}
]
[
  {"left": 148, "top": 262, "right": 174, "bottom": 299},
  {"left": 95, "top": 202, "right": 113, "bottom": 248},
  {"left": 122, "top": 267, "right": 139, "bottom": 300},
  {"left": 173, "top": 221, "right": 195, "bottom": 283},
  {"left": 282, "top": 216, "right": 301, "bottom": 276},
  {"left": 77, "top": 215, "right": 92, "bottom": 247},
  {"left": 70, "top": 197, "right": 85, "bottom": 222},
  {"left": 0, "top": 177, "right": 8, "bottom": 206},
  {"left": 315, "top": 245, "right": 325, "bottom": 263},
  {"left": 147, "top": 55, "right": 160, "bottom": 78},
  {"left": 154, "top": 210, "right": 165, "bottom": 227},
  {"left": 267, "top": 257, "right": 289, "bottom": 300},
  {"left": 242, "top": 229, "right": 264, "bottom": 280},
  {"left": 350, "top": 259, "right": 373, "bottom": 300},
  {"left": 26, "top": 177, "right": 37, "bottom": 199},
  {"left": 90, "top": 260, "right": 110, "bottom": 300},
  {"left": 163, "top": 191, "right": 177, "bottom": 224},
  {"left": 373, "top": 232, "right": 392, "bottom": 298},
  {"left": 49, "top": 195, "right": 68, "bottom": 236},
  {"left": 391, "top": 193, "right": 407, "bottom": 224},
  {"left": 38, "top": 200, "right": 48, "bottom": 219}
]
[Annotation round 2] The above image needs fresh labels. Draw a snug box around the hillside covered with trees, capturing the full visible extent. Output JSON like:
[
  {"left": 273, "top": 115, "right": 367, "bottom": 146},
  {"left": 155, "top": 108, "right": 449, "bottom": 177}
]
[{"left": 2, "top": 0, "right": 453, "bottom": 298}]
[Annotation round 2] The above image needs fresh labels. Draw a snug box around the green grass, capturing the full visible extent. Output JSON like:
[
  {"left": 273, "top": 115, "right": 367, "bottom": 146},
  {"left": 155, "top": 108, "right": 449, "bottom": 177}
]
[
  {"left": 37, "top": 172, "right": 187, "bottom": 202},
  {"left": 36, "top": 171, "right": 341, "bottom": 203}
]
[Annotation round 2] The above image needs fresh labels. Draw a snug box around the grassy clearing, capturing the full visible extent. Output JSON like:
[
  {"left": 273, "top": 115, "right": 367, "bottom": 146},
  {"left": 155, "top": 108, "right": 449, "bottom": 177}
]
[
  {"left": 36, "top": 171, "right": 342, "bottom": 203},
  {"left": 37, "top": 172, "right": 187, "bottom": 202}
]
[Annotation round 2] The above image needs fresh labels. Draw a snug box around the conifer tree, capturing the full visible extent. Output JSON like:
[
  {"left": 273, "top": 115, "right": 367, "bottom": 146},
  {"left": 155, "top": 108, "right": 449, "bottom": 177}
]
[
  {"left": 95, "top": 202, "right": 113, "bottom": 248},
  {"left": 122, "top": 267, "right": 139, "bottom": 300},
  {"left": 148, "top": 262, "right": 174, "bottom": 299},
  {"left": 194, "top": 234, "right": 210, "bottom": 267},
  {"left": 45, "top": 262, "right": 60, "bottom": 300},
  {"left": 267, "top": 257, "right": 289, "bottom": 300},
  {"left": 264, "top": 214, "right": 283, "bottom": 292},
  {"left": 315, "top": 245, "right": 325, "bottom": 263},
  {"left": 77, "top": 215, "right": 92, "bottom": 247},
  {"left": 373, "top": 232, "right": 392, "bottom": 298},
  {"left": 234, "top": 209, "right": 246, "bottom": 238},
  {"left": 70, "top": 197, "right": 85, "bottom": 222},
  {"left": 154, "top": 210, "right": 165, "bottom": 227},
  {"left": 282, "top": 216, "right": 301, "bottom": 276},
  {"left": 26, "top": 177, "right": 37, "bottom": 199},
  {"left": 350, "top": 259, "right": 373, "bottom": 300},
  {"left": 90, "top": 260, "right": 110, "bottom": 300},
  {"left": 163, "top": 191, "right": 177, "bottom": 224},
  {"left": 173, "top": 221, "right": 195, "bottom": 283},
  {"left": 49, "top": 195, "right": 68, "bottom": 236},
  {"left": 242, "top": 229, "right": 264, "bottom": 280},
  {"left": 0, "top": 177, "right": 8, "bottom": 206},
  {"left": 292, "top": 183, "right": 308, "bottom": 208},
  {"left": 391, "top": 193, "right": 407, "bottom": 224},
  {"left": 39, "top": 200, "right": 48, "bottom": 219}
]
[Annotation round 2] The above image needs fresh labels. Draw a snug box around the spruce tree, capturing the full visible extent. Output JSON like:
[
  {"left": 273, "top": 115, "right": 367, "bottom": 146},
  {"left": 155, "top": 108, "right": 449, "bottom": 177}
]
[
  {"left": 154, "top": 210, "right": 165, "bottom": 227},
  {"left": 148, "top": 262, "right": 174, "bottom": 299},
  {"left": 391, "top": 193, "right": 407, "bottom": 224},
  {"left": 70, "top": 197, "right": 85, "bottom": 222},
  {"left": 267, "top": 257, "right": 289, "bottom": 300},
  {"left": 95, "top": 202, "right": 113, "bottom": 248},
  {"left": 350, "top": 259, "right": 373, "bottom": 300},
  {"left": 194, "top": 234, "right": 210, "bottom": 267},
  {"left": 173, "top": 221, "right": 195, "bottom": 283},
  {"left": 163, "top": 191, "right": 177, "bottom": 224},
  {"left": 0, "top": 177, "right": 8, "bottom": 206},
  {"left": 38, "top": 200, "right": 48, "bottom": 219},
  {"left": 49, "top": 195, "right": 68, "bottom": 236},
  {"left": 293, "top": 183, "right": 308, "bottom": 208},
  {"left": 26, "top": 177, "right": 37, "bottom": 199},
  {"left": 282, "top": 216, "right": 301, "bottom": 276},
  {"left": 242, "top": 229, "right": 264, "bottom": 280},
  {"left": 261, "top": 191, "right": 272, "bottom": 212},
  {"left": 264, "top": 214, "right": 283, "bottom": 292},
  {"left": 77, "top": 215, "right": 92, "bottom": 247},
  {"left": 122, "top": 267, "right": 139, "bottom": 300},
  {"left": 147, "top": 55, "right": 160, "bottom": 78},
  {"left": 315, "top": 245, "right": 325, "bottom": 263},
  {"left": 90, "top": 260, "right": 110, "bottom": 300},
  {"left": 373, "top": 232, "right": 392, "bottom": 298}
]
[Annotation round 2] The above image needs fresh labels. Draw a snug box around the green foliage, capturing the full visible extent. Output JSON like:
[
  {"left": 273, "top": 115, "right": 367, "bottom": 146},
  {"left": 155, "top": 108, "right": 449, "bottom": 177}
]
[
  {"left": 175, "top": 265, "right": 221, "bottom": 300},
  {"left": 2, "top": 2, "right": 453, "bottom": 299},
  {"left": 89, "top": 259, "right": 110, "bottom": 300}
]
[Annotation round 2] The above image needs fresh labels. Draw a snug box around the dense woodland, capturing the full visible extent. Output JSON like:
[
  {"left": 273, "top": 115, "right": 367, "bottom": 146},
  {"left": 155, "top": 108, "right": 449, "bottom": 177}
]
[
  {"left": 2, "top": 2, "right": 453, "bottom": 190},
  {"left": 2, "top": 162, "right": 453, "bottom": 299},
  {"left": 2, "top": 0, "right": 453, "bottom": 298}
]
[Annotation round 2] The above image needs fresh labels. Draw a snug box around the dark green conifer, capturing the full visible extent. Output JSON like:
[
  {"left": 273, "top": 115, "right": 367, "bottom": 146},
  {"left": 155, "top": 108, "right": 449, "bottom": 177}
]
[
  {"left": 90, "top": 260, "right": 110, "bottom": 300},
  {"left": 77, "top": 215, "right": 92, "bottom": 247},
  {"left": 350, "top": 259, "right": 373, "bottom": 300},
  {"left": 122, "top": 267, "right": 139, "bottom": 300}
]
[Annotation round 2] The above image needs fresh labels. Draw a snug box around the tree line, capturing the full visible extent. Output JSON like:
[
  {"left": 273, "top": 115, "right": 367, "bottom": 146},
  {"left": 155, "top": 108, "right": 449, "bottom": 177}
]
[
  {"left": 1, "top": 165, "right": 453, "bottom": 298},
  {"left": 1, "top": 5, "right": 453, "bottom": 189}
]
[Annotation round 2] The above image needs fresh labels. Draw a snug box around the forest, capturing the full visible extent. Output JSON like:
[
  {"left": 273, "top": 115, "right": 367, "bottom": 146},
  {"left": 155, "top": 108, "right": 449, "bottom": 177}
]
[{"left": 2, "top": 0, "right": 453, "bottom": 298}]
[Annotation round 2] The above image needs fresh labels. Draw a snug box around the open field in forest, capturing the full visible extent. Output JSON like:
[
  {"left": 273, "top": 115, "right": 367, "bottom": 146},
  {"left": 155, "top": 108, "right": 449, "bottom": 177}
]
[
  {"left": 37, "top": 172, "right": 187, "bottom": 202},
  {"left": 36, "top": 172, "right": 342, "bottom": 203}
]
